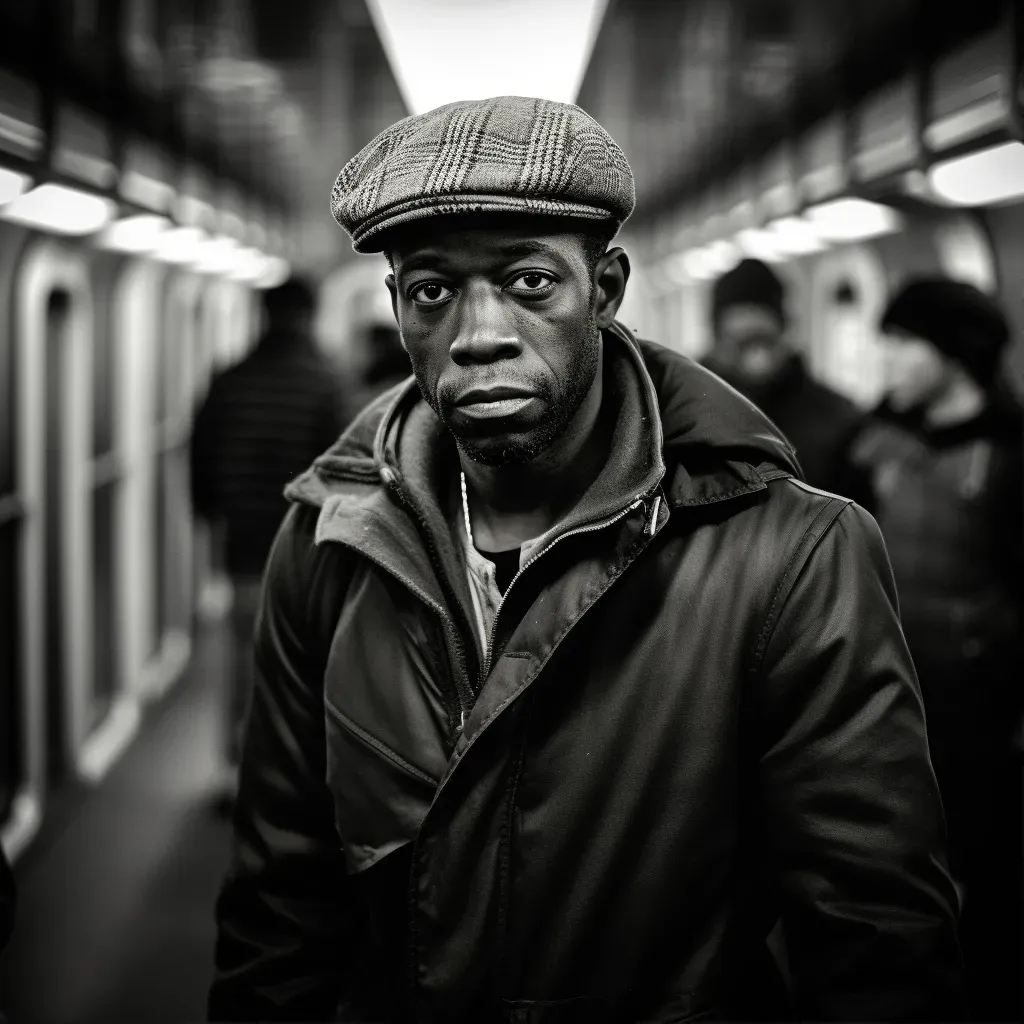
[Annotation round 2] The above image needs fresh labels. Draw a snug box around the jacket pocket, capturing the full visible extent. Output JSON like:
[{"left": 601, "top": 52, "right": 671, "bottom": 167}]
[{"left": 324, "top": 698, "right": 438, "bottom": 875}]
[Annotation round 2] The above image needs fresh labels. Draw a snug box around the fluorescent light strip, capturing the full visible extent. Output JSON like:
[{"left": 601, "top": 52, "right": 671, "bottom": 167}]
[
  {"left": 803, "top": 198, "right": 903, "bottom": 241},
  {"left": 364, "top": 0, "right": 610, "bottom": 115},
  {"left": 928, "top": 141, "right": 1024, "bottom": 207},
  {"left": 0, "top": 167, "right": 32, "bottom": 205},
  {"left": 95, "top": 214, "right": 171, "bottom": 254},
  {"left": 1, "top": 183, "right": 116, "bottom": 236},
  {"left": 153, "top": 226, "right": 207, "bottom": 264}
]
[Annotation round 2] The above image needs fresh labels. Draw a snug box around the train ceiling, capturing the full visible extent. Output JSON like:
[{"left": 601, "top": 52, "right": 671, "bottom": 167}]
[
  {"left": 576, "top": 0, "right": 1019, "bottom": 225},
  {"left": 0, "top": 0, "right": 409, "bottom": 268},
  {"left": 0, "top": 0, "right": 1019, "bottom": 269}
]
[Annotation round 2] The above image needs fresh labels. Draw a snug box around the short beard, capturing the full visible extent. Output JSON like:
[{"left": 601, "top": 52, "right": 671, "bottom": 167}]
[{"left": 415, "top": 321, "right": 602, "bottom": 469}]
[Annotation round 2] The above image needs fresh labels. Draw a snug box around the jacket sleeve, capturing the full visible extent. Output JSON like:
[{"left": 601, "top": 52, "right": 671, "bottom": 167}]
[
  {"left": 208, "top": 506, "right": 355, "bottom": 1021},
  {"left": 755, "top": 499, "right": 966, "bottom": 1022}
]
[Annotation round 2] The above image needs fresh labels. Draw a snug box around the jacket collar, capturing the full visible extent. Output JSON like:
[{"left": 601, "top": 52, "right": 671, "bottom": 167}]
[{"left": 285, "top": 322, "right": 800, "bottom": 536}]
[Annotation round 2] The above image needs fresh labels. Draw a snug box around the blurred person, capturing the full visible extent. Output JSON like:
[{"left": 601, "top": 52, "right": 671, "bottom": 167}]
[
  {"left": 209, "top": 97, "right": 963, "bottom": 1023},
  {"left": 702, "top": 258, "right": 875, "bottom": 510},
  {"left": 345, "top": 321, "right": 413, "bottom": 417},
  {"left": 852, "top": 276, "right": 1024, "bottom": 1022},
  {"left": 190, "top": 277, "right": 346, "bottom": 797}
]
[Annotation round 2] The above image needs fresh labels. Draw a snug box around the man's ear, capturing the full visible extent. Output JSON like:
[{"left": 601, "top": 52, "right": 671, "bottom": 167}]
[{"left": 593, "top": 247, "right": 630, "bottom": 329}]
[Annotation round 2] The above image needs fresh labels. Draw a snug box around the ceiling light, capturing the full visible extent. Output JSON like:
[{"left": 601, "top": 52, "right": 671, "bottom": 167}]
[
  {"left": 681, "top": 249, "right": 718, "bottom": 281},
  {"left": 254, "top": 256, "right": 291, "bottom": 290},
  {"left": 803, "top": 197, "right": 903, "bottom": 241},
  {"left": 0, "top": 168, "right": 33, "bottom": 206},
  {"left": 364, "top": 0, "right": 610, "bottom": 114},
  {"left": 1, "top": 183, "right": 116, "bottom": 235},
  {"left": 735, "top": 228, "right": 785, "bottom": 263},
  {"left": 227, "top": 248, "right": 270, "bottom": 283},
  {"left": 704, "top": 239, "right": 742, "bottom": 274},
  {"left": 193, "top": 235, "right": 243, "bottom": 275},
  {"left": 153, "top": 226, "right": 207, "bottom": 264},
  {"left": 95, "top": 214, "right": 171, "bottom": 254},
  {"left": 765, "top": 216, "right": 827, "bottom": 256},
  {"left": 928, "top": 141, "right": 1024, "bottom": 207}
]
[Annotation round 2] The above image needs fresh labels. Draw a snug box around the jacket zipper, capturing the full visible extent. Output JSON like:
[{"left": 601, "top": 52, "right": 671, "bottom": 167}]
[
  {"left": 380, "top": 468, "right": 478, "bottom": 740},
  {"left": 478, "top": 488, "right": 662, "bottom": 680}
]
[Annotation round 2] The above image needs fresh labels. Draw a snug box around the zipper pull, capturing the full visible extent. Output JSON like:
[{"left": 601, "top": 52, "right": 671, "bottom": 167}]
[{"left": 646, "top": 494, "right": 662, "bottom": 536}]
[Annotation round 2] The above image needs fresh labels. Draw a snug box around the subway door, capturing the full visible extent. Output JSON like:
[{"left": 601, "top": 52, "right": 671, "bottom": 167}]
[
  {"left": 14, "top": 243, "right": 96, "bottom": 786},
  {"left": 0, "top": 222, "right": 39, "bottom": 860},
  {"left": 113, "top": 259, "right": 189, "bottom": 703}
]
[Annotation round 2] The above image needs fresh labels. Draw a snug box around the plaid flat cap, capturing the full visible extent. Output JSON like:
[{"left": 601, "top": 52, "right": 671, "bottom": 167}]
[{"left": 331, "top": 95, "right": 635, "bottom": 253}]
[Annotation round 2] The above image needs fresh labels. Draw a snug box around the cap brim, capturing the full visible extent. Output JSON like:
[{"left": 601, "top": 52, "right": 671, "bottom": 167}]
[{"left": 338, "top": 193, "right": 622, "bottom": 253}]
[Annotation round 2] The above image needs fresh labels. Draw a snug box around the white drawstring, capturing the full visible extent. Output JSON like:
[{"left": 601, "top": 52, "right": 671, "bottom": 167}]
[{"left": 461, "top": 470, "right": 475, "bottom": 547}]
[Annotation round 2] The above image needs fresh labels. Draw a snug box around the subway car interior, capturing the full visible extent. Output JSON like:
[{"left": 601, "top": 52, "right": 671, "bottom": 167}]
[{"left": 0, "top": 0, "right": 1022, "bottom": 1021}]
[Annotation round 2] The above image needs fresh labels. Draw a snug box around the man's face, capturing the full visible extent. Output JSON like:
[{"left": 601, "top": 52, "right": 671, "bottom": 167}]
[
  {"left": 880, "top": 328, "right": 951, "bottom": 412},
  {"left": 714, "top": 304, "right": 789, "bottom": 388},
  {"left": 386, "top": 219, "right": 610, "bottom": 467}
]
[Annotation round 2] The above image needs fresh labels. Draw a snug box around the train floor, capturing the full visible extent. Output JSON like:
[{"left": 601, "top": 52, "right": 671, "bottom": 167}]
[{"left": 0, "top": 619, "right": 237, "bottom": 1024}]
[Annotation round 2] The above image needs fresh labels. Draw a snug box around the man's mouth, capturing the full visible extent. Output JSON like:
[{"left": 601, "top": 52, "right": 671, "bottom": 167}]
[{"left": 451, "top": 385, "right": 537, "bottom": 419}]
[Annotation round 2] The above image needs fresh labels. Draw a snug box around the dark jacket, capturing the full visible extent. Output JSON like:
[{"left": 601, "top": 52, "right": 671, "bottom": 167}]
[
  {"left": 190, "top": 330, "right": 347, "bottom": 576},
  {"left": 0, "top": 842, "right": 14, "bottom": 953},
  {"left": 850, "top": 393, "right": 1024, "bottom": 867},
  {"left": 701, "top": 352, "right": 875, "bottom": 512},
  {"left": 209, "top": 325, "right": 963, "bottom": 1023},
  {"left": 851, "top": 392, "right": 1024, "bottom": 675}
]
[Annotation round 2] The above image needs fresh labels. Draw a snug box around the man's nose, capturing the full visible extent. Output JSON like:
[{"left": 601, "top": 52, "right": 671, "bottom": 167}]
[{"left": 448, "top": 283, "right": 523, "bottom": 366}]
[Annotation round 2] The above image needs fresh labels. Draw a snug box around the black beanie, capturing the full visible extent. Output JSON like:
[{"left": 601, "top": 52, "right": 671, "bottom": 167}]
[
  {"left": 881, "top": 277, "right": 1010, "bottom": 385},
  {"left": 711, "top": 259, "right": 786, "bottom": 327}
]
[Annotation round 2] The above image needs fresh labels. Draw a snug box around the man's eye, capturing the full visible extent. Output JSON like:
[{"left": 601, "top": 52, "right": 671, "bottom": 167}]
[
  {"left": 507, "top": 272, "right": 555, "bottom": 294},
  {"left": 410, "top": 282, "right": 453, "bottom": 305}
]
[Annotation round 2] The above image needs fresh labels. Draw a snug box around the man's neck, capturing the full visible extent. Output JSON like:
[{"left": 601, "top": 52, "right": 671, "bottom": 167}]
[{"left": 460, "top": 352, "right": 607, "bottom": 552}]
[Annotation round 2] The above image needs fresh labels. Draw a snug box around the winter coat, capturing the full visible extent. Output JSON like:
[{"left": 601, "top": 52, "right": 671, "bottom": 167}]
[{"left": 209, "top": 325, "right": 963, "bottom": 1023}]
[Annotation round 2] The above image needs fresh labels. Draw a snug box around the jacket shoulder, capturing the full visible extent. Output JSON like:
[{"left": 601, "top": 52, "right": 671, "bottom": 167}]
[
  {"left": 746, "top": 474, "right": 872, "bottom": 564},
  {"left": 264, "top": 502, "right": 358, "bottom": 661}
]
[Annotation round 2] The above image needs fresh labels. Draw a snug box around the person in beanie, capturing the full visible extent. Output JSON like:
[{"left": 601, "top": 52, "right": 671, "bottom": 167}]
[
  {"left": 853, "top": 275, "right": 1024, "bottom": 1022},
  {"left": 702, "top": 258, "right": 875, "bottom": 510},
  {"left": 209, "top": 96, "right": 963, "bottom": 1023}
]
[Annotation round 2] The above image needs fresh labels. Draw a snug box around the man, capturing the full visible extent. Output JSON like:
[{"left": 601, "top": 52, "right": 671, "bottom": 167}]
[
  {"left": 702, "top": 259, "right": 875, "bottom": 510},
  {"left": 209, "top": 96, "right": 963, "bottom": 1023},
  {"left": 191, "top": 277, "right": 346, "bottom": 787},
  {"left": 853, "top": 276, "right": 1023, "bottom": 1022}
]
